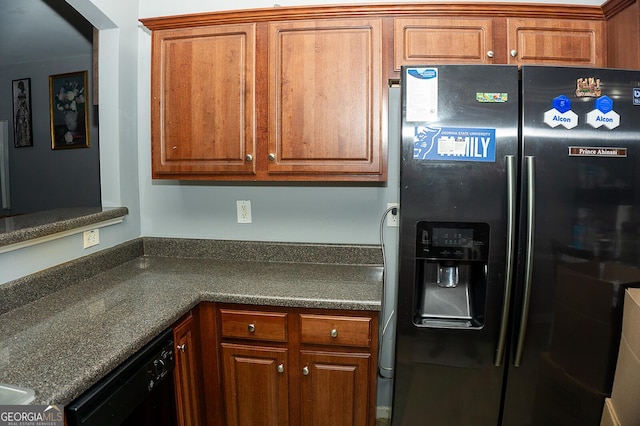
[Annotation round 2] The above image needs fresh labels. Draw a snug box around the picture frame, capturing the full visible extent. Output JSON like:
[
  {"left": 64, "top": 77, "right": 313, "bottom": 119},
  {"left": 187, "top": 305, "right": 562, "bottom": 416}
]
[
  {"left": 12, "top": 78, "right": 33, "bottom": 148},
  {"left": 49, "top": 71, "right": 90, "bottom": 149}
]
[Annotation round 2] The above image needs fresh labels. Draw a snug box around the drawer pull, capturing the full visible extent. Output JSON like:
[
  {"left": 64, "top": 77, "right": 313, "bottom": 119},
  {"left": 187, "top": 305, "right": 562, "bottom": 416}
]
[
  {"left": 302, "top": 366, "right": 309, "bottom": 376},
  {"left": 330, "top": 329, "right": 338, "bottom": 338},
  {"left": 277, "top": 364, "right": 284, "bottom": 373},
  {"left": 177, "top": 344, "right": 186, "bottom": 352},
  {"left": 248, "top": 323, "right": 256, "bottom": 333}
]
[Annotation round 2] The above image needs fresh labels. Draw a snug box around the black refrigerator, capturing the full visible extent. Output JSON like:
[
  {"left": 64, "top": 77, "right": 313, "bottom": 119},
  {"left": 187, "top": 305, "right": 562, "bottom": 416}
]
[{"left": 393, "top": 65, "right": 640, "bottom": 426}]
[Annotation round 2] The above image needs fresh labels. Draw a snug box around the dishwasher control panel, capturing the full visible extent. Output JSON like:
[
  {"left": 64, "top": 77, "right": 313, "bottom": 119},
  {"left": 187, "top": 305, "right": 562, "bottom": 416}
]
[{"left": 146, "top": 340, "right": 175, "bottom": 391}]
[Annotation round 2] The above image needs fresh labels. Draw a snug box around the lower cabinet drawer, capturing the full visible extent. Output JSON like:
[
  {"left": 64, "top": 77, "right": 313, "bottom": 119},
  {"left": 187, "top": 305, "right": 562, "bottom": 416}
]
[
  {"left": 300, "top": 314, "right": 372, "bottom": 347},
  {"left": 220, "top": 309, "right": 288, "bottom": 342}
]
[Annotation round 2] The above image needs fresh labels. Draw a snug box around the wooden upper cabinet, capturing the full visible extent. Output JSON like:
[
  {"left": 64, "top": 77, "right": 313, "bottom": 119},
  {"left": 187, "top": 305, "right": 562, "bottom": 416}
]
[
  {"left": 143, "top": 5, "right": 607, "bottom": 180},
  {"left": 268, "top": 19, "right": 385, "bottom": 179},
  {"left": 506, "top": 18, "right": 605, "bottom": 66},
  {"left": 605, "top": 1, "right": 640, "bottom": 69},
  {"left": 394, "top": 18, "right": 495, "bottom": 69},
  {"left": 151, "top": 23, "right": 256, "bottom": 178},
  {"left": 394, "top": 16, "right": 605, "bottom": 69}
]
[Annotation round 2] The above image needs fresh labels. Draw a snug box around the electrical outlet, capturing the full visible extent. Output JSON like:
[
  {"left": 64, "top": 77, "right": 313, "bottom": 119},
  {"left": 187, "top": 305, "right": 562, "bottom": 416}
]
[
  {"left": 237, "top": 200, "right": 252, "bottom": 223},
  {"left": 387, "top": 203, "right": 399, "bottom": 227},
  {"left": 83, "top": 229, "right": 100, "bottom": 249}
]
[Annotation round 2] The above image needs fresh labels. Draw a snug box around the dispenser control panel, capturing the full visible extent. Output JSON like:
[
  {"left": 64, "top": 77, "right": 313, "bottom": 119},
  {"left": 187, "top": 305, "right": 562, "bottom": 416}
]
[{"left": 416, "top": 221, "right": 489, "bottom": 260}]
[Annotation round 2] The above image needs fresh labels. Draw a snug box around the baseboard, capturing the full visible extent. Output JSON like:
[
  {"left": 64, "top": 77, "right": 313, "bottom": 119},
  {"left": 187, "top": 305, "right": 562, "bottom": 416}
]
[{"left": 376, "top": 406, "right": 392, "bottom": 420}]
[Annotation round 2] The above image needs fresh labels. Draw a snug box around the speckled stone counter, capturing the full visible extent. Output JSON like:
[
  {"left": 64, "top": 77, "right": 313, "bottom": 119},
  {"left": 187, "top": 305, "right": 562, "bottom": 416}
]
[
  {"left": 0, "top": 238, "right": 383, "bottom": 405},
  {"left": 0, "top": 207, "right": 129, "bottom": 247}
]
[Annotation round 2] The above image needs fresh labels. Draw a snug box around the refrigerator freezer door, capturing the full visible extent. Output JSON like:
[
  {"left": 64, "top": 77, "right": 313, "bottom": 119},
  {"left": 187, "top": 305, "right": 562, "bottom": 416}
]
[
  {"left": 502, "top": 66, "right": 640, "bottom": 426},
  {"left": 394, "top": 65, "right": 519, "bottom": 425}
]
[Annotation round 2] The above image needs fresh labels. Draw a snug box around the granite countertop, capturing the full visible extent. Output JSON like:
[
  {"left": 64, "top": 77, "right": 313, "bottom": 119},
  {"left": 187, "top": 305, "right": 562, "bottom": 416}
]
[
  {"left": 0, "top": 241, "right": 383, "bottom": 405},
  {"left": 0, "top": 207, "right": 129, "bottom": 249}
]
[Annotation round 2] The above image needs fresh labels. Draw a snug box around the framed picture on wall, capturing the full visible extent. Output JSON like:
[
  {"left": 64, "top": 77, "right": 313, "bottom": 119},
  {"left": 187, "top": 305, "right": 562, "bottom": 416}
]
[
  {"left": 12, "top": 78, "right": 33, "bottom": 148},
  {"left": 49, "top": 71, "right": 90, "bottom": 150}
]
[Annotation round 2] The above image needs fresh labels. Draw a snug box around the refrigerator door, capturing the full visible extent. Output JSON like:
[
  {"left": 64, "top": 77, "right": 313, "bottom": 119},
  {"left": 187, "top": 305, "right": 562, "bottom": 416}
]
[
  {"left": 502, "top": 66, "right": 640, "bottom": 426},
  {"left": 394, "top": 65, "right": 519, "bottom": 425}
]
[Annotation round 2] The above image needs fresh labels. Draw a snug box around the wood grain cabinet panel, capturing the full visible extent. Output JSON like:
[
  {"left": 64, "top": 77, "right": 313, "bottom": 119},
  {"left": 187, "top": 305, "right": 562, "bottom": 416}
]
[
  {"left": 173, "top": 312, "right": 204, "bottom": 426},
  {"left": 221, "top": 343, "right": 290, "bottom": 426},
  {"left": 394, "top": 17, "right": 495, "bottom": 69},
  {"left": 605, "top": 1, "right": 640, "bottom": 69},
  {"left": 507, "top": 18, "right": 605, "bottom": 66},
  {"left": 268, "top": 19, "right": 384, "bottom": 178},
  {"left": 300, "top": 351, "right": 371, "bottom": 426},
  {"left": 216, "top": 305, "right": 379, "bottom": 426},
  {"left": 151, "top": 23, "right": 256, "bottom": 177},
  {"left": 300, "top": 314, "right": 372, "bottom": 347},
  {"left": 219, "top": 309, "right": 288, "bottom": 342},
  {"left": 394, "top": 17, "right": 604, "bottom": 69}
]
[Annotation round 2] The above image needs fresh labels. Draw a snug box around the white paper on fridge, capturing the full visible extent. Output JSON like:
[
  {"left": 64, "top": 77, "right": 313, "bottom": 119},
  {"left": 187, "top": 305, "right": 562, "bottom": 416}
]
[{"left": 405, "top": 68, "right": 438, "bottom": 123}]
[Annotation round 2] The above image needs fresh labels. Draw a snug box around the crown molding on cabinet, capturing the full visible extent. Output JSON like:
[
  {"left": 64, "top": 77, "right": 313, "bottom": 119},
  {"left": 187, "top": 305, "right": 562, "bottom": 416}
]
[
  {"left": 602, "top": 0, "right": 636, "bottom": 18},
  {"left": 141, "top": 3, "right": 605, "bottom": 30}
]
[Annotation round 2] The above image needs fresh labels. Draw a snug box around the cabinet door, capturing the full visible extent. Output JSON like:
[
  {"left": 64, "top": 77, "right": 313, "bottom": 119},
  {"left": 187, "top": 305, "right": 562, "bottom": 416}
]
[
  {"left": 151, "top": 24, "right": 256, "bottom": 177},
  {"left": 221, "top": 343, "right": 289, "bottom": 426},
  {"left": 394, "top": 17, "right": 495, "bottom": 69},
  {"left": 507, "top": 18, "right": 604, "bottom": 66},
  {"left": 300, "top": 350, "right": 371, "bottom": 426},
  {"left": 173, "top": 313, "right": 203, "bottom": 426},
  {"left": 268, "top": 19, "right": 385, "bottom": 180}
]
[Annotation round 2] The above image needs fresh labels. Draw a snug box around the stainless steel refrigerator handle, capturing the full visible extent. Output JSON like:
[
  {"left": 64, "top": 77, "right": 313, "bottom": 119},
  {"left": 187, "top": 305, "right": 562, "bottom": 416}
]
[
  {"left": 514, "top": 156, "right": 536, "bottom": 367},
  {"left": 494, "top": 155, "right": 517, "bottom": 367}
]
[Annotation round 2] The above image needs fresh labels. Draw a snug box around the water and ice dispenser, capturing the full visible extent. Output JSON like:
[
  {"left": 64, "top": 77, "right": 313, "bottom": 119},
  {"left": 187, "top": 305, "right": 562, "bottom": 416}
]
[{"left": 414, "top": 222, "right": 490, "bottom": 328}]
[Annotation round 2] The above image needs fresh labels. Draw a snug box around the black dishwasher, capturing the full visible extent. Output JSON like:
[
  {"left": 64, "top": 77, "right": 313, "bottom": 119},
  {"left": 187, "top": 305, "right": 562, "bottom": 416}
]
[{"left": 66, "top": 328, "right": 176, "bottom": 426}]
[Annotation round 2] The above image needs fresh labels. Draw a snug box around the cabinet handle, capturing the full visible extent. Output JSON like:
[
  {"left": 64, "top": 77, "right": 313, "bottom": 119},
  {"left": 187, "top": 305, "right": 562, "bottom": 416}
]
[
  {"left": 245, "top": 154, "right": 253, "bottom": 162},
  {"left": 248, "top": 323, "right": 256, "bottom": 333},
  {"left": 177, "top": 344, "right": 186, "bottom": 352},
  {"left": 330, "top": 329, "right": 338, "bottom": 338},
  {"left": 277, "top": 364, "right": 284, "bottom": 373},
  {"left": 268, "top": 153, "right": 276, "bottom": 161},
  {"left": 487, "top": 50, "right": 494, "bottom": 58},
  {"left": 510, "top": 49, "right": 518, "bottom": 58},
  {"left": 302, "top": 366, "right": 309, "bottom": 376}
]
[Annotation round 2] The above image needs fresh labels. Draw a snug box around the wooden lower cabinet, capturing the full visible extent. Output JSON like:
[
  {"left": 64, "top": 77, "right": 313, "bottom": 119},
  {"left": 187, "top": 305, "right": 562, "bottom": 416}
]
[
  {"left": 216, "top": 305, "right": 378, "bottom": 426},
  {"left": 221, "top": 343, "right": 290, "bottom": 426},
  {"left": 173, "top": 311, "right": 204, "bottom": 426},
  {"left": 300, "top": 351, "right": 371, "bottom": 426}
]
